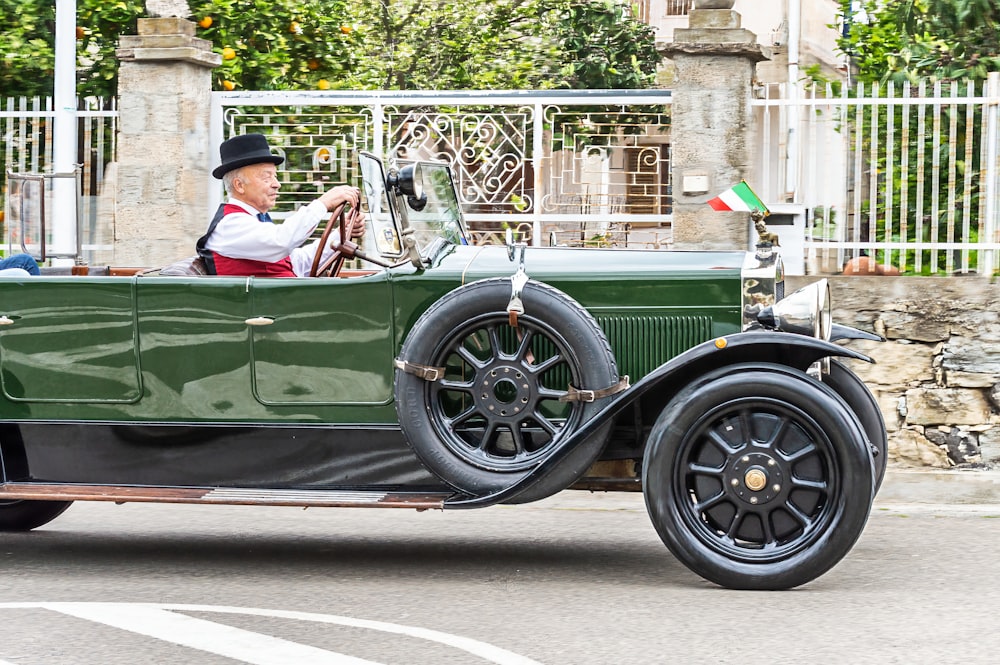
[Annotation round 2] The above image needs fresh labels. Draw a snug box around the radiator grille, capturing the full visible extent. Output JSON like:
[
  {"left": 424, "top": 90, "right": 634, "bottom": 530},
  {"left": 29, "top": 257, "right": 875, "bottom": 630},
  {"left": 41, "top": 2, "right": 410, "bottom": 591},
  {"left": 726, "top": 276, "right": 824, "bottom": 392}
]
[{"left": 597, "top": 314, "right": 715, "bottom": 380}]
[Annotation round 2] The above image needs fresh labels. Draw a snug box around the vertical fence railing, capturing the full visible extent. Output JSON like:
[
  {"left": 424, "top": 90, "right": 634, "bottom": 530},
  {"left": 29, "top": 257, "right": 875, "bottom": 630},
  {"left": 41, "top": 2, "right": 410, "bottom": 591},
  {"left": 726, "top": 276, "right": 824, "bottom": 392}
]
[
  {"left": 7, "top": 83, "right": 1000, "bottom": 272},
  {"left": 1, "top": 97, "right": 118, "bottom": 263},
  {"left": 755, "top": 75, "right": 1000, "bottom": 276}
]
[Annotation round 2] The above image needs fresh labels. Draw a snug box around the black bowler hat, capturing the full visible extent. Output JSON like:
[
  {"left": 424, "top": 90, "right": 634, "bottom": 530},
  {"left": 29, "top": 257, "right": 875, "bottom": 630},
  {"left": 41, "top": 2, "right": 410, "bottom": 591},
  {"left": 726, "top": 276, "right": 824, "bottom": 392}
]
[{"left": 213, "top": 133, "right": 285, "bottom": 179}]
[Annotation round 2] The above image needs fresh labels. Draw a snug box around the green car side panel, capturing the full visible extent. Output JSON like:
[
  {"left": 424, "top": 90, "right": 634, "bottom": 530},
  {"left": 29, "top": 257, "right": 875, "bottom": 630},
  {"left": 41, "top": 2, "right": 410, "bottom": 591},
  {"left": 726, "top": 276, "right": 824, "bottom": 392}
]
[
  {"left": 248, "top": 274, "right": 394, "bottom": 406},
  {"left": 0, "top": 246, "right": 746, "bottom": 424},
  {"left": 0, "top": 277, "right": 142, "bottom": 403},
  {"left": 133, "top": 276, "right": 257, "bottom": 422}
]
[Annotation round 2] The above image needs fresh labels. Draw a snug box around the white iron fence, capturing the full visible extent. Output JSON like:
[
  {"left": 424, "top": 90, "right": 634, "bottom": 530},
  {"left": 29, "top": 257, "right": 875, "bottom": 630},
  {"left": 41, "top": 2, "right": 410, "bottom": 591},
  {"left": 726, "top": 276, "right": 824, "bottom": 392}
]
[
  {"left": 1, "top": 96, "right": 117, "bottom": 263},
  {"left": 209, "top": 90, "right": 674, "bottom": 247},
  {"left": 755, "top": 74, "right": 1000, "bottom": 276},
  {"left": 4, "top": 83, "right": 1000, "bottom": 275}
]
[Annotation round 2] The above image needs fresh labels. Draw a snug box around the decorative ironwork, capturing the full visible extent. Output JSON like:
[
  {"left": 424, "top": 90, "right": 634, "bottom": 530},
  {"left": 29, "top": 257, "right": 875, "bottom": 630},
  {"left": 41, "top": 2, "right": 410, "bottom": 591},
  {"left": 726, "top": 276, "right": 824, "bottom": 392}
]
[
  {"left": 222, "top": 106, "right": 373, "bottom": 213},
  {"left": 214, "top": 92, "right": 674, "bottom": 248},
  {"left": 386, "top": 107, "right": 534, "bottom": 215}
]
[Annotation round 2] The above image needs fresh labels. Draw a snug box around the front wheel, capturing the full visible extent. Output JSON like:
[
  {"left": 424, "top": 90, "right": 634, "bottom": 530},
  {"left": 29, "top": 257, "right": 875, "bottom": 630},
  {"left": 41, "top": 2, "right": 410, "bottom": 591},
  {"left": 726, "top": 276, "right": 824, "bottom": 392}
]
[
  {"left": 0, "top": 500, "right": 72, "bottom": 531},
  {"left": 642, "top": 368, "right": 874, "bottom": 590}
]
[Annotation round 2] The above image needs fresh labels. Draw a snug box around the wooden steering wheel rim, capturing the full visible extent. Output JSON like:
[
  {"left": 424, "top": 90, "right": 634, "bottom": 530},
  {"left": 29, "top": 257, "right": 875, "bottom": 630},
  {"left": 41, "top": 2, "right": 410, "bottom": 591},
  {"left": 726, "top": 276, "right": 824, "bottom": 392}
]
[{"left": 309, "top": 203, "right": 347, "bottom": 278}]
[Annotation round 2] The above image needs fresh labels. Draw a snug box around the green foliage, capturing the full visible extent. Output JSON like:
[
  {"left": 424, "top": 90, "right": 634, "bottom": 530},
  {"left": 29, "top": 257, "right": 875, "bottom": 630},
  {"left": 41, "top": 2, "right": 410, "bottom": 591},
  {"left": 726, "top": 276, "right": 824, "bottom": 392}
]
[
  {"left": 838, "top": 0, "right": 1000, "bottom": 83},
  {"left": 189, "top": 0, "right": 356, "bottom": 91},
  {"left": 1, "top": 0, "right": 57, "bottom": 98},
  {"left": 1, "top": 0, "right": 659, "bottom": 98}
]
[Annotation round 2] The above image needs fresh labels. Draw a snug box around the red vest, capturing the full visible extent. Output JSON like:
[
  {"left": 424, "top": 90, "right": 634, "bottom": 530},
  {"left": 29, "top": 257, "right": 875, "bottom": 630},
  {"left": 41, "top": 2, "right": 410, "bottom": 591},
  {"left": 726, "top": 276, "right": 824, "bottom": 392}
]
[
  {"left": 213, "top": 253, "right": 296, "bottom": 278},
  {"left": 206, "top": 203, "right": 298, "bottom": 278}
]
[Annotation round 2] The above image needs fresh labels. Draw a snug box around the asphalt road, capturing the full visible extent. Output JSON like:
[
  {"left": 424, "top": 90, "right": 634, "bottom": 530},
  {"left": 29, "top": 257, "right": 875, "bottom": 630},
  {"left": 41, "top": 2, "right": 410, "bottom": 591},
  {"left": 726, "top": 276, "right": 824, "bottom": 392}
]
[{"left": 1, "top": 490, "right": 999, "bottom": 665}]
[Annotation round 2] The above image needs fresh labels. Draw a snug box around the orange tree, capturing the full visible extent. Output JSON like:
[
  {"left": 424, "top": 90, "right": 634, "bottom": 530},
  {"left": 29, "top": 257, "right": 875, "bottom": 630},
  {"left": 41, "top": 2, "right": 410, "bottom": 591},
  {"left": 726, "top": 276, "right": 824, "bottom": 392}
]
[
  {"left": 342, "top": 0, "right": 659, "bottom": 90},
  {"left": 189, "top": 0, "right": 355, "bottom": 91},
  {"left": 3, "top": 0, "right": 657, "bottom": 97}
]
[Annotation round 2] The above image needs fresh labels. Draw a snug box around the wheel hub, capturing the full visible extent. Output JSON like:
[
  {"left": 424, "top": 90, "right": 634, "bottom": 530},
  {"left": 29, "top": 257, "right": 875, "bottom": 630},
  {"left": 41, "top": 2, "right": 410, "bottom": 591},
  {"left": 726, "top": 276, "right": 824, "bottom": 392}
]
[
  {"left": 729, "top": 452, "right": 785, "bottom": 505},
  {"left": 478, "top": 366, "right": 531, "bottom": 418}
]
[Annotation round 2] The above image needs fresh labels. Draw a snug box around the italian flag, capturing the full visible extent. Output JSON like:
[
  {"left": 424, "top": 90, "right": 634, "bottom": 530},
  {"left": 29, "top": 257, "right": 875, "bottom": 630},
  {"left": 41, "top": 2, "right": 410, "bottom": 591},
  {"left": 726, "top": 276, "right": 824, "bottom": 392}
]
[{"left": 707, "top": 181, "right": 769, "bottom": 215}]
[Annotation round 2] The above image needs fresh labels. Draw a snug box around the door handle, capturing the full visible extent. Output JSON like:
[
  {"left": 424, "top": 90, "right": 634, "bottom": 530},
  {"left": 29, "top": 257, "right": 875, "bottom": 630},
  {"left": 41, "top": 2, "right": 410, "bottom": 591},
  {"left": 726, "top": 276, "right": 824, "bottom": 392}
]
[{"left": 245, "top": 316, "right": 275, "bottom": 326}]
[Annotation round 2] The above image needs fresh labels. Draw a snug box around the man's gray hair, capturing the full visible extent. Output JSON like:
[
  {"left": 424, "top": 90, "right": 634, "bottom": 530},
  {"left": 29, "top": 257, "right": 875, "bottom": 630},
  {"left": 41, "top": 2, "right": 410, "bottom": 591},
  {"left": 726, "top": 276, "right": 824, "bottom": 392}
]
[{"left": 221, "top": 167, "right": 243, "bottom": 195}]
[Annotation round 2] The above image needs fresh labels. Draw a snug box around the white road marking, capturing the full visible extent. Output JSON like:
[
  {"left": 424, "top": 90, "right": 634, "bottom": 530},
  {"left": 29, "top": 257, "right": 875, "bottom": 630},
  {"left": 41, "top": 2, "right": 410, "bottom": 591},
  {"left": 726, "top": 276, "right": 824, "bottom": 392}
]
[
  {"left": 40, "top": 603, "right": 380, "bottom": 665},
  {"left": 0, "top": 602, "right": 544, "bottom": 665}
]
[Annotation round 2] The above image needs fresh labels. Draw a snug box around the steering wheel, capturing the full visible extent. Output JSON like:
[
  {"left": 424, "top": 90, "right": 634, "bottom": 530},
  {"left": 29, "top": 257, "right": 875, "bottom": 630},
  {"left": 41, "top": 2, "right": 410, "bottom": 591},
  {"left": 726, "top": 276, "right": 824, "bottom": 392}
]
[{"left": 309, "top": 204, "right": 361, "bottom": 277}]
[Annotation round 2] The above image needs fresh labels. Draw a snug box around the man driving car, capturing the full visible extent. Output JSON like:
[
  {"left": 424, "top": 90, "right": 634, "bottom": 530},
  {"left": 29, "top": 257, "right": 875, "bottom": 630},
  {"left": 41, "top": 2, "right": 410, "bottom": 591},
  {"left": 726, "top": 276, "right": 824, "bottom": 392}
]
[{"left": 198, "top": 133, "right": 365, "bottom": 277}]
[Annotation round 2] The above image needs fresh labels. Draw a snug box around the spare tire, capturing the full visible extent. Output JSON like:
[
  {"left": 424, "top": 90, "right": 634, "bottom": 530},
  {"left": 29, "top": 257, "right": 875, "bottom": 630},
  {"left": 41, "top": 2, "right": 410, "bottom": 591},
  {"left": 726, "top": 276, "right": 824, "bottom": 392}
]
[{"left": 395, "top": 277, "right": 619, "bottom": 503}]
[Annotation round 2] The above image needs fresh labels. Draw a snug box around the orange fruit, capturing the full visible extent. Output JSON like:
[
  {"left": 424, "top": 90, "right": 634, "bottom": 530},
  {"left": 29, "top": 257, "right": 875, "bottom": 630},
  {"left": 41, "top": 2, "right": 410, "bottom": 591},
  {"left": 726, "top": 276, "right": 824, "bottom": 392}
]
[
  {"left": 222, "top": 80, "right": 236, "bottom": 91},
  {"left": 307, "top": 59, "right": 320, "bottom": 70},
  {"left": 340, "top": 25, "right": 352, "bottom": 34},
  {"left": 198, "top": 16, "right": 213, "bottom": 29},
  {"left": 317, "top": 79, "right": 330, "bottom": 90},
  {"left": 222, "top": 47, "right": 236, "bottom": 60},
  {"left": 75, "top": 26, "right": 85, "bottom": 39},
  {"left": 289, "top": 21, "right": 301, "bottom": 34}
]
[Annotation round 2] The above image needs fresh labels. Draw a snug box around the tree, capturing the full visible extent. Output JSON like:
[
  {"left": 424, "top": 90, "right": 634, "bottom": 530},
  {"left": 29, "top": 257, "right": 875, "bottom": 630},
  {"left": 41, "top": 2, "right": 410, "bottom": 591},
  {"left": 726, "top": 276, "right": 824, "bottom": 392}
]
[
  {"left": 0, "top": 0, "right": 57, "bottom": 99},
  {"left": 838, "top": 0, "right": 1000, "bottom": 83},
  {"left": 0, "top": 0, "right": 660, "bottom": 99},
  {"left": 342, "top": 0, "right": 659, "bottom": 90}
]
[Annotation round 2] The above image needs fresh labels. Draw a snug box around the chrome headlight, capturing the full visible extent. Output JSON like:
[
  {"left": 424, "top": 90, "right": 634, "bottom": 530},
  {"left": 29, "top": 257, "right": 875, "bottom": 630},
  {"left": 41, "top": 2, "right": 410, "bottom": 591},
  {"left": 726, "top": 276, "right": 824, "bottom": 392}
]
[{"left": 756, "top": 279, "right": 832, "bottom": 340}]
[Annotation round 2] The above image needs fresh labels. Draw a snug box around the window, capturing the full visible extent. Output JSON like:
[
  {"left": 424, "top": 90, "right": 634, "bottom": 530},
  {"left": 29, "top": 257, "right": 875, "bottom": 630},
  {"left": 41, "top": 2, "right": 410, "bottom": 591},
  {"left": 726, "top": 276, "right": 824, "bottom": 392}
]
[{"left": 666, "top": 0, "right": 695, "bottom": 16}]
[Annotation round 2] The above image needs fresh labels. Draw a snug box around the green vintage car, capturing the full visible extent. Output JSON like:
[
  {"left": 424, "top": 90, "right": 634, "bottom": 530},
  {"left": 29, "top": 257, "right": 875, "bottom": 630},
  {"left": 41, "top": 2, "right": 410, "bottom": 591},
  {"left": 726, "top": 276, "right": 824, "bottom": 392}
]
[{"left": 0, "top": 153, "right": 886, "bottom": 590}]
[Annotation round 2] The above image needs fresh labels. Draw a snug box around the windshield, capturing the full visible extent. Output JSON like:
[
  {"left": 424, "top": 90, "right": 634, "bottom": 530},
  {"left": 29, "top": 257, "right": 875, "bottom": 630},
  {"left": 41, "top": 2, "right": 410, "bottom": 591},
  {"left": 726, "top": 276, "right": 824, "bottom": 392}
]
[
  {"left": 358, "top": 153, "right": 403, "bottom": 257},
  {"left": 402, "top": 161, "right": 469, "bottom": 248},
  {"left": 358, "top": 153, "right": 469, "bottom": 262}
]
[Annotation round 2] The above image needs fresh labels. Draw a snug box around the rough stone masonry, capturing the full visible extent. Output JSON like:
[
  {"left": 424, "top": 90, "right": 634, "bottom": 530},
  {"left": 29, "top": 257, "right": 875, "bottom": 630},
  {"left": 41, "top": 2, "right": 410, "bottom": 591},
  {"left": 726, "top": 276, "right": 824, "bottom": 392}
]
[{"left": 789, "top": 275, "right": 1000, "bottom": 470}]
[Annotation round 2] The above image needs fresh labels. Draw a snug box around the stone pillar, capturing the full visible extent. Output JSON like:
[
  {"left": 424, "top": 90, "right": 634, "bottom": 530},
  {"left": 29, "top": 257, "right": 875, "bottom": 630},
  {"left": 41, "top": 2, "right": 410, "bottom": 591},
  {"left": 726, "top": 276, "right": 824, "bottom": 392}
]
[
  {"left": 113, "top": 17, "right": 221, "bottom": 267},
  {"left": 661, "top": 3, "right": 767, "bottom": 250}
]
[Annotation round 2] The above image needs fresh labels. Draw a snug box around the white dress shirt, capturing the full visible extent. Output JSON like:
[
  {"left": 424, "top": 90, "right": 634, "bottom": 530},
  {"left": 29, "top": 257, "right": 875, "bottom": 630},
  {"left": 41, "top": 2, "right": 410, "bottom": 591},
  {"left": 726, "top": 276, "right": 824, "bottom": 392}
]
[{"left": 204, "top": 197, "right": 340, "bottom": 277}]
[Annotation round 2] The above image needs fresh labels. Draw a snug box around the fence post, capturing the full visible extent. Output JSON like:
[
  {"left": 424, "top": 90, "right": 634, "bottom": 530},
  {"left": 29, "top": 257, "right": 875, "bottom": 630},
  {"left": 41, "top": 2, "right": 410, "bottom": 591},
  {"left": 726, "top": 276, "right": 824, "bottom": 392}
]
[
  {"left": 113, "top": 17, "right": 221, "bottom": 267},
  {"left": 660, "top": 3, "right": 767, "bottom": 250},
  {"left": 984, "top": 72, "right": 1000, "bottom": 278}
]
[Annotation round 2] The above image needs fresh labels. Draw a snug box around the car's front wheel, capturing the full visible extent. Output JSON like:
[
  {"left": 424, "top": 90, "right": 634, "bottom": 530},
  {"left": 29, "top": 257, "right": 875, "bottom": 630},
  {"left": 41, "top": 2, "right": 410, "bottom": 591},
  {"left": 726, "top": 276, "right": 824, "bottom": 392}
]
[
  {"left": 0, "top": 499, "right": 73, "bottom": 531},
  {"left": 642, "top": 367, "right": 874, "bottom": 590}
]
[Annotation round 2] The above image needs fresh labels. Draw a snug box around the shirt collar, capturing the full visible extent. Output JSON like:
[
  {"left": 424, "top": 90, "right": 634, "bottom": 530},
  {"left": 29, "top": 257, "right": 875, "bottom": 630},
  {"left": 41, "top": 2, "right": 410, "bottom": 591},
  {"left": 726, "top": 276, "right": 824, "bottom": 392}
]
[{"left": 226, "top": 197, "right": 263, "bottom": 217}]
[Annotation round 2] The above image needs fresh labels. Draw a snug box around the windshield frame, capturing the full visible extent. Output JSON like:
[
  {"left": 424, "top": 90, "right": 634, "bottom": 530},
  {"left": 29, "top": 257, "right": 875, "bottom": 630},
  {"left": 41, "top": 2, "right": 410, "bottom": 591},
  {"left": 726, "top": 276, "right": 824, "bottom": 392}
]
[{"left": 358, "top": 152, "right": 469, "bottom": 264}]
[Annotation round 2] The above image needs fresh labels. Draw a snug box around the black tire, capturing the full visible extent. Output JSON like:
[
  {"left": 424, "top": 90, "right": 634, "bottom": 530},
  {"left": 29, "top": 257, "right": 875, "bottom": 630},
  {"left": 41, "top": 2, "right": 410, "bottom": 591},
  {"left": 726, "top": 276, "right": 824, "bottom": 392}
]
[
  {"left": 824, "top": 359, "right": 888, "bottom": 492},
  {"left": 395, "top": 278, "right": 618, "bottom": 503},
  {"left": 0, "top": 500, "right": 72, "bottom": 531},
  {"left": 642, "top": 368, "right": 874, "bottom": 590}
]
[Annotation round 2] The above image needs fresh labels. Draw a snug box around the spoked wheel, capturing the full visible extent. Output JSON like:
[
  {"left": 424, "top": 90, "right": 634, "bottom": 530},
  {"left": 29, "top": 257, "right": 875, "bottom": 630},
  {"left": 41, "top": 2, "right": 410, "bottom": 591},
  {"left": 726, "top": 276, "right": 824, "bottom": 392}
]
[
  {"left": 643, "top": 367, "right": 874, "bottom": 590},
  {"left": 395, "top": 278, "right": 619, "bottom": 503},
  {"left": 0, "top": 499, "right": 72, "bottom": 531}
]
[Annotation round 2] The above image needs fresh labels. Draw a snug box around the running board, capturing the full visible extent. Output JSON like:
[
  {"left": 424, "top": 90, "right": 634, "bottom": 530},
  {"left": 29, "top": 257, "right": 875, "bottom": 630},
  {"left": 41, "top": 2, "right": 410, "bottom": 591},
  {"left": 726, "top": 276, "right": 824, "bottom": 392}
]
[{"left": 0, "top": 483, "right": 450, "bottom": 510}]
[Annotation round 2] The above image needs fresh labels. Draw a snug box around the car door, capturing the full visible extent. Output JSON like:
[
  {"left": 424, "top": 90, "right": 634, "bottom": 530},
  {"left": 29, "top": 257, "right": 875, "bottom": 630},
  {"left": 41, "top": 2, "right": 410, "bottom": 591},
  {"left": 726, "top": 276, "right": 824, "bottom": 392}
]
[
  {"left": 0, "top": 276, "right": 141, "bottom": 403},
  {"left": 247, "top": 273, "right": 396, "bottom": 406}
]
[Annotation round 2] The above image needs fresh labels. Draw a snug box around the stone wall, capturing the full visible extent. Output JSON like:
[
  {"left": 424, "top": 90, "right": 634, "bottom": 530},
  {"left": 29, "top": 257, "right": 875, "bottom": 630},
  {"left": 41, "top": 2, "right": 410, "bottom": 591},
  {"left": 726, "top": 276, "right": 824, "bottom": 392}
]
[{"left": 788, "top": 275, "right": 1000, "bottom": 469}]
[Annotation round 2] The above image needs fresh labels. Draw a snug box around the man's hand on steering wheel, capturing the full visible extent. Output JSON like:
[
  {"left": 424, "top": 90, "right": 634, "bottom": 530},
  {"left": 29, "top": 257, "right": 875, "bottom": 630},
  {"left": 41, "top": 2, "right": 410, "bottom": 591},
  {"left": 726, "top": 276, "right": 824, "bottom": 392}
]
[
  {"left": 318, "top": 185, "right": 361, "bottom": 213},
  {"left": 347, "top": 210, "right": 367, "bottom": 240},
  {"left": 309, "top": 187, "right": 366, "bottom": 278}
]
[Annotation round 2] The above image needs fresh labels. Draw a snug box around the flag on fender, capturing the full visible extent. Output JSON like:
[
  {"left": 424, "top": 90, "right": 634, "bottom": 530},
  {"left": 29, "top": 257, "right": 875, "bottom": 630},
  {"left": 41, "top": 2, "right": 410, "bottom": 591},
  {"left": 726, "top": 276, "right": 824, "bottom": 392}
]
[{"left": 707, "top": 181, "right": 769, "bottom": 216}]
